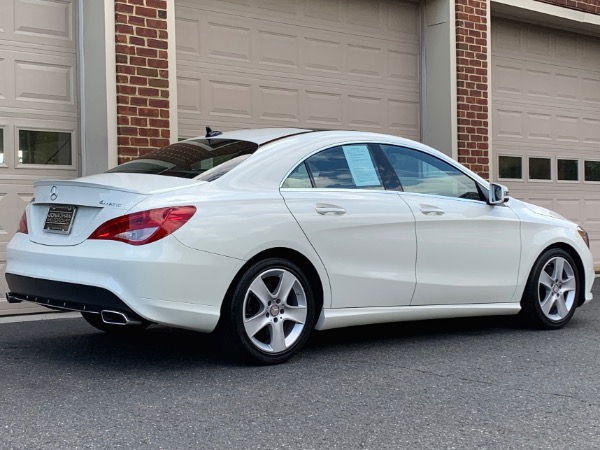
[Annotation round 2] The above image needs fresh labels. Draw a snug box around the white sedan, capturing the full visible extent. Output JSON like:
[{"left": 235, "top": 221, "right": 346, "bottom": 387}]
[{"left": 5, "top": 128, "right": 595, "bottom": 364}]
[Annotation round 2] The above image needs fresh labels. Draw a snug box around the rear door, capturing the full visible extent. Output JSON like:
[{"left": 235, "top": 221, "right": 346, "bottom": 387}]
[
  {"left": 379, "top": 144, "right": 521, "bottom": 305},
  {"left": 280, "top": 144, "right": 416, "bottom": 309}
]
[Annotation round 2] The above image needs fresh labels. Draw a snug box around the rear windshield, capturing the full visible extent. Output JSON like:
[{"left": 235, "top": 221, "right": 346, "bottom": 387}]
[{"left": 107, "top": 139, "right": 259, "bottom": 180}]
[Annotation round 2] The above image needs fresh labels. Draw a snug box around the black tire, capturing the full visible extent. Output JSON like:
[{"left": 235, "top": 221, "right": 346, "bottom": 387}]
[
  {"left": 218, "top": 257, "right": 317, "bottom": 365},
  {"left": 520, "top": 248, "right": 579, "bottom": 329},
  {"left": 81, "top": 312, "right": 150, "bottom": 334}
]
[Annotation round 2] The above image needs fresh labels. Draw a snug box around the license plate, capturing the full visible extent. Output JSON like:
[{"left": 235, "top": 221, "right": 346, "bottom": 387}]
[{"left": 44, "top": 205, "right": 78, "bottom": 234}]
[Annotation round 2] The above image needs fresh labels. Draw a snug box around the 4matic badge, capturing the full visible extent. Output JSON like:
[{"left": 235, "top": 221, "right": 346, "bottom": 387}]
[{"left": 99, "top": 200, "right": 122, "bottom": 208}]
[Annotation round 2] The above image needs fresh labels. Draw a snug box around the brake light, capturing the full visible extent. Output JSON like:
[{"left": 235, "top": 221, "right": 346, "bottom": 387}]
[
  {"left": 17, "top": 210, "right": 28, "bottom": 234},
  {"left": 89, "top": 206, "right": 196, "bottom": 245}
]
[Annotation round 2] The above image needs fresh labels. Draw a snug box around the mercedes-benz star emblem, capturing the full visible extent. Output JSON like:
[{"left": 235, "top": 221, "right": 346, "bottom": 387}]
[{"left": 50, "top": 186, "right": 58, "bottom": 202}]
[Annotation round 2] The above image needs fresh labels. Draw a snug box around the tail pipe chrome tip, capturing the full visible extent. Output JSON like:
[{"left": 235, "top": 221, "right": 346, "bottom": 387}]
[{"left": 100, "top": 310, "right": 142, "bottom": 326}]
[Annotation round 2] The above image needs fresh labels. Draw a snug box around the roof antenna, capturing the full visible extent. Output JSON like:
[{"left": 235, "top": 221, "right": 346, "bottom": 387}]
[{"left": 205, "top": 126, "right": 222, "bottom": 138}]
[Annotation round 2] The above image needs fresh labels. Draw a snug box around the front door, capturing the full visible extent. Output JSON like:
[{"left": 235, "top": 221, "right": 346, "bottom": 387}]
[{"left": 380, "top": 144, "right": 521, "bottom": 305}]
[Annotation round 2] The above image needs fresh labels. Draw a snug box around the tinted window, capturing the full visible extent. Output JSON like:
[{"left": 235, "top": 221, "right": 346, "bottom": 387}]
[
  {"left": 585, "top": 160, "right": 600, "bottom": 182},
  {"left": 557, "top": 159, "right": 578, "bottom": 181},
  {"left": 107, "top": 139, "right": 258, "bottom": 179},
  {"left": 302, "top": 145, "right": 383, "bottom": 189},
  {"left": 529, "top": 157, "right": 551, "bottom": 180},
  {"left": 498, "top": 155, "right": 522, "bottom": 179},
  {"left": 381, "top": 145, "right": 482, "bottom": 200},
  {"left": 19, "top": 130, "right": 72, "bottom": 165},
  {"left": 282, "top": 162, "right": 312, "bottom": 188}
]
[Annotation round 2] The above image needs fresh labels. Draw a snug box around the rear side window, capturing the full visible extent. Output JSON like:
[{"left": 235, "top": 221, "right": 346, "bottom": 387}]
[
  {"left": 282, "top": 145, "right": 384, "bottom": 190},
  {"left": 381, "top": 145, "right": 482, "bottom": 200},
  {"left": 107, "top": 139, "right": 259, "bottom": 180}
]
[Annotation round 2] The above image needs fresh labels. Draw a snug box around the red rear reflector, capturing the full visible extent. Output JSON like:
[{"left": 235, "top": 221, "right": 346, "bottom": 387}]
[
  {"left": 89, "top": 206, "right": 196, "bottom": 245},
  {"left": 18, "top": 210, "right": 28, "bottom": 234}
]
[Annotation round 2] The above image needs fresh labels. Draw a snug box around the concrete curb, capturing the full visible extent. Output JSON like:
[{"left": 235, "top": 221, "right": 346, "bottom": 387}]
[{"left": 0, "top": 312, "right": 80, "bottom": 324}]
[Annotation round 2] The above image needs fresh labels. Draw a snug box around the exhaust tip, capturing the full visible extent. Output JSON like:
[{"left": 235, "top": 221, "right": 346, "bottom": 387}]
[{"left": 101, "top": 310, "right": 141, "bottom": 326}]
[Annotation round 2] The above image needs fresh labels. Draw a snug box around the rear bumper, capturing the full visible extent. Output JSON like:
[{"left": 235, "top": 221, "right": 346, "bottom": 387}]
[
  {"left": 6, "top": 274, "right": 143, "bottom": 320},
  {"left": 6, "top": 233, "right": 245, "bottom": 332}
]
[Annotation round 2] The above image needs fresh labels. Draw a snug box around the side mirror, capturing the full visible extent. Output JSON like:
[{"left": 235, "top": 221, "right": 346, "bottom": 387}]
[{"left": 488, "top": 183, "right": 509, "bottom": 205}]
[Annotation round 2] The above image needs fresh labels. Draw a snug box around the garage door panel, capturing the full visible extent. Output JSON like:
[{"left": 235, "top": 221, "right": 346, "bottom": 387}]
[
  {"left": 178, "top": 0, "right": 418, "bottom": 41},
  {"left": 0, "top": 0, "right": 76, "bottom": 51},
  {"left": 493, "top": 61, "right": 599, "bottom": 110},
  {"left": 0, "top": 0, "right": 79, "bottom": 314},
  {"left": 0, "top": 49, "right": 77, "bottom": 114},
  {"left": 177, "top": 68, "right": 420, "bottom": 138},
  {"left": 494, "top": 101, "right": 600, "bottom": 148},
  {"left": 176, "top": 8, "right": 419, "bottom": 92}
]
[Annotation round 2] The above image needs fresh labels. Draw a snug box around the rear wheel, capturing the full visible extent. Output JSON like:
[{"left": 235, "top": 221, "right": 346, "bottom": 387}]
[
  {"left": 521, "top": 248, "right": 579, "bottom": 329},
  {"left": 81, "top": 312, "right": 150, "bottom": 334},
  {"left": 219, "top": 258, "right": 317, "bottom": 364}
]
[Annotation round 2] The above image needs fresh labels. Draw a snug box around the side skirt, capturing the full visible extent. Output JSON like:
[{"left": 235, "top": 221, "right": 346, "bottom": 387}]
[{"left": 315, "top": 303, "right": 521, "bottom": 331}]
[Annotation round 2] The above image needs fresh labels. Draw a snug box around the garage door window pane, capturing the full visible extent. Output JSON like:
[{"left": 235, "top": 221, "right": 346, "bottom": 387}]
[
  {"left": 585, "top": 161, "right": 600, "bottom": 182},
  {"left": 529, "top": 157, "right": 551, "bottom": 180},
  {"left": 19, "top": 130, "right": 72, "bottom": 165},
  {"left": 0, "top": 129, "right": 4, "bottom": 165},
  {"left": 498, "top": 156, "right": 522, "bottom": 179},
  {"left": 557, "top": 159, "right": 578, "bottom": 181}
]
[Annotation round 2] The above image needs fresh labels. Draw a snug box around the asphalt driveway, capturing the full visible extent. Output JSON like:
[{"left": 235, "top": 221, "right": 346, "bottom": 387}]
[{"left": 0, "top": 279, "right": 598, "bottom": 449}]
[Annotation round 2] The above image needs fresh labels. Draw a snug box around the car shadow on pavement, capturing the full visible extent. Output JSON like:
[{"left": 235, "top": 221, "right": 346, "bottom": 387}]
[
  {"left": 308, "top": 314, "right": 520, "bottom": 349},
  {"left": 4, "top": 305, "right": 593, "bottom": 371}
]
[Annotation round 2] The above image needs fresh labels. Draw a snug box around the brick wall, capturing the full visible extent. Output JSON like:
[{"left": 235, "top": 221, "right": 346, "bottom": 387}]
[
  {"left": 114, "top": 0, "right": 170, "bottom": 164},
  {"left": 534, "top": 0, "right": 600, "bottom": 14},
  {"left": 455, "top": 0, "right": 489, "bottom": 179}
]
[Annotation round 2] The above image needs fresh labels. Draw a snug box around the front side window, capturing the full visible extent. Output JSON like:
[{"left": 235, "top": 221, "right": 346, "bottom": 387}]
[
  {"left": 282, "top": 145, "right": 384, "bottom": 190},
  {"left": 381, "top": 145, "right": 482, "bottom": 201},
  {"left": 107, "top": 138, "right": 258, "bottom": 180}
]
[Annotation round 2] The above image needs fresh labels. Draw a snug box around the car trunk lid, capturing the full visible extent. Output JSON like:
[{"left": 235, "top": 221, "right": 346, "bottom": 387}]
[{"left": 28, "top": 174, "right": 203, "bottom": 246}]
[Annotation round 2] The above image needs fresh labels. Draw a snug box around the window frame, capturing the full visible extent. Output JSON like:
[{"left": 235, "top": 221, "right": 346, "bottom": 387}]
[
  {"left": 556, "top": 156, "right": 580, "bottom": 184},
  {"left": 527, "top": 156, "right": 553, "bottom": 183},
  {"left": 583, "top": 159, "right": 600, "bottom": 184},
  {"left": 376, "top": 144, "right": 487, "bottom": 203},
  {"left": 0, "top": 126, "right": 5, "bottom": 168},
  {"left": 280, "top": 142, "right": 488, "bottom": 203},
  {"left": 15, "top": 126, "right": 77, "bottom": 170},
  {"left": 280, "top": 143, "right": 392, "bottom": 191},
  {"left": 497, "top": 154, "right": 524, "bottom": 181}
]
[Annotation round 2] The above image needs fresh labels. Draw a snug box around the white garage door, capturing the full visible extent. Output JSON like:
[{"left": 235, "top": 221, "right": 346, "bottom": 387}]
[
  {"left": 0, "top": 0, "right": 80, "bottom": 315},
  {"left": 492, "top": 18, "right": 600, "bottom": 265},
  {"left": 175, "top": 0, "right": 421, "bottom": 139}
]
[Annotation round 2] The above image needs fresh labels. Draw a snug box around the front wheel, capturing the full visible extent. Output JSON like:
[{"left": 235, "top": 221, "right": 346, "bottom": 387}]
[
  {"left": 520, "top": 248, "right": 579, "bottom": 329},
  {"left": 218, "top": 258, "right": 317, "bottom": 364}
]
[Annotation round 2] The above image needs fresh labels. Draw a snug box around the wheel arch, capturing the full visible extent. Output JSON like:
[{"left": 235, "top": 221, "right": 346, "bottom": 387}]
[
  {"left": 219, "top": 247, "right": 326, "bottom": 323},
  {"left": 537, "top": 243, "right": 587, "bottom": 307}
]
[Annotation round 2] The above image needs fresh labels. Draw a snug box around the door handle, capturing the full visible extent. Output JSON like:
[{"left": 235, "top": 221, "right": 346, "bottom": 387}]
[
  {"left": 315, "top": 204, "right": 346, "bottom": 215},
  {"left": 419, "top": 204, "right": 445, "bottom": 216}
]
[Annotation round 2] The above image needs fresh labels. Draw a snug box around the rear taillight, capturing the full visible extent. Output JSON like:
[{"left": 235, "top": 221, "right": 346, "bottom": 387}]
[
  {"left": 17, "top": 210, "right": 28, "bottom": 234},
  {"left": 89, "top": 206, "right": 196, "bottom": 245}
]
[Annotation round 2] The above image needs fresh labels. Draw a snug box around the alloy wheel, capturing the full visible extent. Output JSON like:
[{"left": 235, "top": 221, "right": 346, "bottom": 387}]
[
  {"left": 537, "top": 256, "right": 577, "bottom": 322},
  {"left": 242, "top": 268, "right": 308, "bottom": 354}
]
